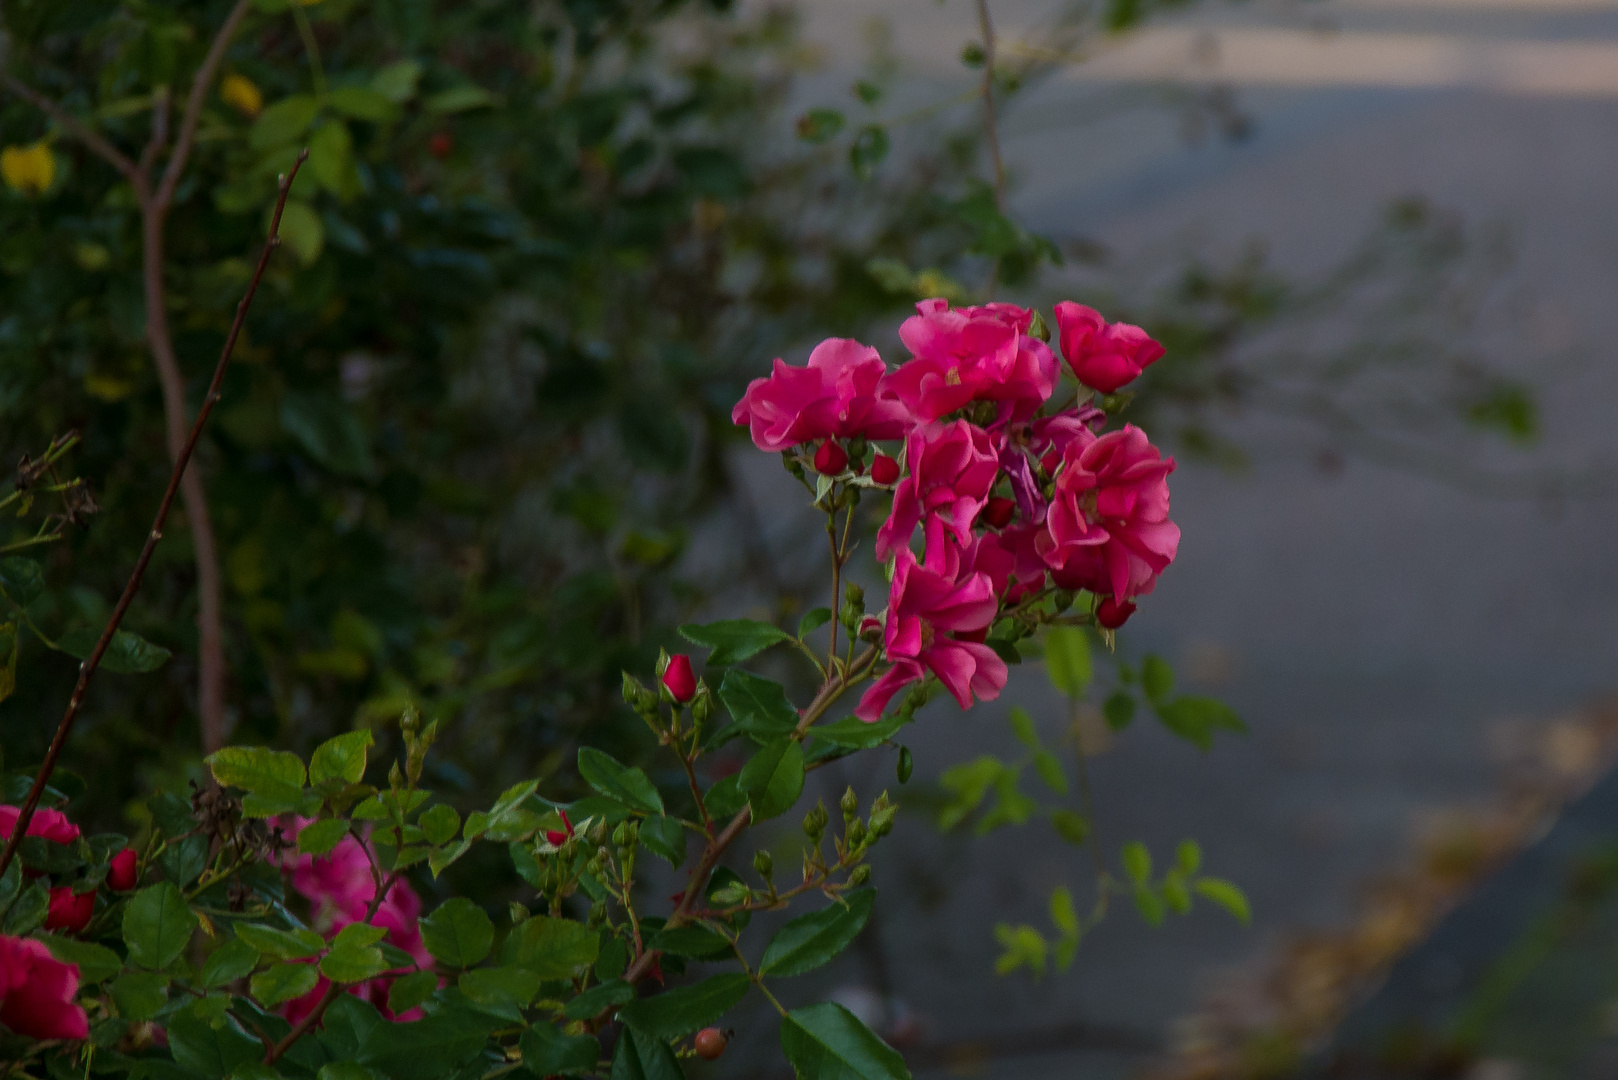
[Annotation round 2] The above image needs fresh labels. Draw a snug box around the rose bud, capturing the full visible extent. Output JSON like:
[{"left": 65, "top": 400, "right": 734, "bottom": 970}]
[
  {"left": 813, "top": 440, "right": 848, "bottom": 476},
  {"left": 661, "top": 654, "right": 698, "bottom": 704},
  {"left": 694, "top": 1027, "right": 728, "bottom": 1061},
  {"left": 428, "top": 131, "right": 454, "bottom": 159},
  {"left": 869, "top": 454, "right": 901, "bottom": 486},
  {"left": 107, "top": 847, "right": 139, "bottom": 891},
  {"left": 1096, "top": 597, "right": 1137, "bottom": 629},
  {"left": 45, "top": 887, "right": 95, "bottom": 934},
  {"left": 982, "top": 496, "right": 1015, "bottom": 529}
]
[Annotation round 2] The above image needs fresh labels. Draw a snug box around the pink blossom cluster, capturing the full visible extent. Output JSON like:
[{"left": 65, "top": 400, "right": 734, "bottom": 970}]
[
  {"left": 732, "top": 299, "right": 1178, "bottom": 721},
  {"left": 281, "top": 824, "right": 435, "bottom": 1023}
]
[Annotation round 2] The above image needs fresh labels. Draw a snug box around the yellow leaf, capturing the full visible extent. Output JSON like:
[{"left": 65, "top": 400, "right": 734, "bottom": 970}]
[
  {"left": 2, "top": 142, "right": 56, "bottom": 197},
  {"left": 220, "top": 73, "right": 264, "bottom": 118}
]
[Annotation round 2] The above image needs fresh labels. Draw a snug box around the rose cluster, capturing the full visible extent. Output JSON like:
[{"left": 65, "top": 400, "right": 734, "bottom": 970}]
[
  {"left": 280, "top": 823, "right": 436, "bottom": 1022},
  {"left": 732, "top": 299, "right": 1177, "bottom": 721},
  {"left": 0, "top": 804, "right": 142, "bottom": 1041}
]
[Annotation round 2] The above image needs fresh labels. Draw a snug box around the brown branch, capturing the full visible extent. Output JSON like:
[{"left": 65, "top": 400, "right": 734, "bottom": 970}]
[
  {"left": 154, "top": 0, "right": 253, "bottom": 213},
  {"left": 0, "top": 73, "right": 145, "bottom": 192},
  {"left": 975, "top": 0, "right": 1008, "bottom": 213},
  {"left": 0, "top": 151, "right": 309, "bottom": 881}
]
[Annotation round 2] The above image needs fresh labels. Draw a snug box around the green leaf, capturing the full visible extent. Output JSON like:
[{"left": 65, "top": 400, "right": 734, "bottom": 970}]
[
  {"left": 562, "top": 978, "right": 634, "bottom": 1020},
  {"left": 251, "top": 94, "right": 321, "bottom": 150},
  {"left": 1033, "top": 750, "right": 1067, "bottom": 795},
  {"left": 0, "top": 556, "right": 45, "bottom": 606},
  {"left": 797, "top": 607, "right": 832, "bottom": 639},
  {"left": 307, "top": 120, "right": 358, "bottom": 198},
  {"left": 521, "top": 1024, "right": 601, "bottom": 1077},
  {"left": 328, "top": 86, "right": 399, "bottom": 123},
  {"left": 618, "top": 972, "right": 749, "bottom": 1038},
  {"left": 678, "top": 618, "right": 791, "bottom": 666},
  {"left": 739, "top": 738, "right": 804, "bottom": 821},
  {"left": 1194, "top": 877, "right": 1252, "bottom": 925},
  {"left": 1044, "top": 627, "right": 1091, "bottom": 697},
  {"left": 1140, "top": 655, "right": 1173, "bottom": 704},
  {"left": 252, "top": 961, "right": 320, "bottom": 1007},
  {"left": 761, "top": 889, "right": 875, "bottom": 977},
  {"left": 993, "top": 923, "right": 1048, "bottom": 977},
  {"left": 577, "top": 747, "right": 664, "bottom": 816},
  {"left": 1154, "top": 696, "right": 1247, "bottom": 751},
  {"left": 610, "top": 1028, "right": 684, "bottom": 1080},
  {"left": 207, "top": 747, "right": 307, "bottom": 792},
  {"left": 1133, "top": 885, "right": 1165, "bottom": 926},
  {"left": 236, "top": 922, "right": 327, "bottom": 961},
  {"left": 370, "top": 60, "right": 423, "bottom": 103},
  {"left": 1176, "top": 839, "right": 1202, "bottom": 875},
  {"left": 651, "top": 923, "right": 732, "bottom": 959},
  {"left": 275, "top": 201, "right": 326, "bottom": 266},
  {"left": 937, "top": 756, "right": 1005, "bottom": 831},
  {"left": 849, "top": 125, "right": 890, "bottom": 181},
  {"left": 810, "top": 712, "right": 910, "bottom": 750},
  {"left": 420, "top": 897, "right": 494, "bottom": 968},
  {"left": 419, "top": 804, "right": 461, "bottom": 847},
  {"left": 310, "top": 729, "right": 374, "bottom": 786},
  {"left": 1049, "top": 887, "right": 1079, "bottom": 937},
  {"left": 202, "top": 937, "right": 261, "bottom": 988},
  {"left": 298, "top": 817, "right": 350, "bottom": 856},
  {"left": 1121, "top": 841, "right": 1152, "bottom": 885},
  {"left": 39, "top": 934, "right": 121, "bottom": 984},
  {"left": 460, "top": 967, "right": 542, "bottom": 1009},
  {"left": 1007, "top": 707, "right": 1039, "bottom": 748},
  {"left": 429, "top": 839, "right": 472, "bottom": 879},
  {"left": 387, "top": 969, "right": 439, "bottom": 1015},
  {"left": 1102, "top": 691, "right": 1136, "bottom": 731},
  {"left": 795, "top": 108, "right": 846, "bottom": 144},
  {"left": 123, "top": 883, "right": 198, "bottom": 969},
  {"left": 1049, "top": 809, "right": 1090, "bottom": 846},
  {"left": 111, "top": 971, "right": 170, "bottom": 1020},
  {"left": 1162, "top": 874, "right": 1191, "bottom": 915},
  {"left": 166, "top": 1006, "right": 262, "bottom": 1076},
  {"left": 716, "top": 669, "right": 798, "bottom": 744},
  {"left": 780, "top": 1002, "right": 911, "bottom": 1080},
  {"left": 501, "top": 915, "right": 599, "bottom": 978},
  {"left": 2, "top": 880, "right": 47, "bottom": 934},
  {"left": 424, "top": 86, "right": 500, "bottom": 113},
  {"left": 58, "top": 627, "right": 172, "bottom": 674},
  {"left": 318, "top": 1066, "right": 377, "bottom": 1080},
  {"left": 703, "top": 774, "right": 747, "bottom": 820},
  {"left": 637, "top": 815, "right": 686, "bottom": 867},
  {"left": 321, "top": 923, "right": 389, "bottom": 983}
]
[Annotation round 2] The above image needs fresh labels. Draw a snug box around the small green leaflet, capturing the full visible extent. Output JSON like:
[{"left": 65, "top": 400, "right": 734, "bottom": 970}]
[
  {"left": 609, "top": 1028, "right": 684, "bottom": 1080},
  {"left": 617, "top": 972, "right": 749, "bottom": 1038},
  {"left": 40, "top": 934, "right": 121, "bottom": 984},
  {"left": 522, "top": 1024, "right": 601, "bottom": 1076},
  {"left": 207, "top": 746, "right": 307, "bottom": 792},
  {"left": 739, "top": 738, "right": 803, "bottom": 821},
  {"left": 761, "top": 889, "right": 875, "bottom": 977},
  {"left": 780, "top": 1002, "right": 911, "bottom": 1080},
  {"left": 57, "top": 627, "right": 172, "bottom": 674},
  {"left": 577, "top": 747, "right": 664, "bottom": 816},
  {"left": 678, "top": 618, "right": 791, "bottom": 666},
  {"left": 501, "top": 914, "right": 599, "bottom": 978},
  {"left": 562, "top": 978, "right": 634, "bottom": 1020},
  {"left": 310, "top": 729, "right": 374, "bottom": 786},
  {"left": 252, "top": 961, "right": 321, "bottom": 1008},
  {"left": 716, "top": 669, "right": 798, "bottom": 744},
  {"left": 1043, "top": 627, "right": 1091, "bottom": 697},
  {"left": 419, "top": 897, "right": 493, "bottom": 968},
  {"left": 122, "top": 882, "right": 198, "bottom": 969},
  {"left": 236, "top": 922, "right": 325, "bottom": 960}
]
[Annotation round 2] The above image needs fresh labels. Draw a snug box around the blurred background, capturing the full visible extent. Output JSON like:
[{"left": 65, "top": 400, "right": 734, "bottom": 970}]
[{"left": 4, "top": 0, "right": 1618, "bottom": 1075}]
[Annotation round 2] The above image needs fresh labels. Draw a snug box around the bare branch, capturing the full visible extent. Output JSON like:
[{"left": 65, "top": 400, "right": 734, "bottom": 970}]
[
  {"left": 0, "top": 72, "right": 144, "bottom": 192},
  {"left": 975, "top": 0, "right": 1007, "bottom": 213},
  {"left": 154, "top": 0, "right": 254, "bottom": 213}
]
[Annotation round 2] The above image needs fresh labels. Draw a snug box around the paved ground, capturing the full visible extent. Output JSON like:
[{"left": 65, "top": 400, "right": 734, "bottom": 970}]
[{"left": 718, "top": 1, "right": 1618, "bottom": 1074}]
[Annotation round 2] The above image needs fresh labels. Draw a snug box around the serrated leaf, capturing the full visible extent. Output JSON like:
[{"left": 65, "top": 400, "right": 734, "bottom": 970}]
[
  {"left": 1044, "top": 627, "right": 1091, "bottom": 697},
  {"left": 58, "top": 627, "right": 172, "bottom": 674},
  {"left": 310, "top": 729, "right": 374, "bottom": 786},
  {"left": 501, "top": 915, "right": 599, "bottom": 978},
  {"left": 207, "top": 747, "right": 307, "bottom": 792},
  {"left": 0, "top": 556, "right": 45, "bottom": 606},
  {"left": 252, "top": 961, "right": 320, "bottom": 1007},
  {"left": 321, "top": 922, "right": 390, "bottom": 982},
  {"left": 797, "top": 607, "right": 833, "bottom": 639},
  {"left": 387, "top": 969, "right": 439, "bottom": 1015},
  {"left": 460, "top": 967, "right": 542, "bottom": 1009},
  {"left": 419, "top": 803, "right": 461, "bottom": 846},
  {"left": 123, "top": 882, "right": 198, "bottom": 969},
  {"left": 577, "top": 747, "right": 664, "bottom": 816},
  {"left": 3, "top": 881, "right": 47, "bottom": 934},
  {"left": 1194, "top": 877, "right": 1251, "bottom": 925},
  {"left": 678, "top": 618, "right": 791, "bottom": 666},
  {"left": 780, "top": 1002, "right": 911, "bottom": 1080},
  {"left": 236, "top": 922, "right": 325, "bottom": 960},
  {"left": 761, "top": 889, "right": 875, "bottom": 977},
  {"left": 250, "top": 94, "right": 320, "bottom": 151},
  {"left": 637, "top": 815, "right": 686, "bottom": 867},
  {"left": 716, "top": 669, "right": 799, "bottom": 743},
  {"left": 810, "top": 712, "right": 911, "bottom": 750},
  {"left": 618, "top": 972, "right": 749, "bottom": 1038},
  {"left": 202, "top": 937, "right": 261, "bottom": 987},
  {"left": 111, "top": 971, "right": 169, "bottom": 1019},
  {"left": 298, "top": 817, "right": 350, "bottom": 856},
  {"left": 562, "top": 978, "right": 634, "bottom": 1020},
  {"left": 651, "top": 923, "right": 732, "bottom": 959},
  {"left": 428, "top": 839, "right": 471, "bottom": 878},
  {"left": 419, "top": 898, "right": 493, "bottom": 968},
  {"left": 610, "top": 1028, "right": 684, "bottom": 1080},
  {"left": 739, "top": 738, "right": 803, "bottom": 821},
  {"left": 521, "top": 1024, "right": 600, "bottom": 1076},
  {"left": 40, "top": 934, "right": 121, "bottom": 984}
]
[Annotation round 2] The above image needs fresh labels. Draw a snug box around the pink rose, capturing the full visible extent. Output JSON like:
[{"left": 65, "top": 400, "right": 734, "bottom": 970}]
[
  {"left": 1037, "top": 424, "right": 1179, "bottom": 601},
  {"left": 855, "top": 544, "right": 1007, "bottom": 721},
  {"left": 0, "top": 804, "right": 82, "bottom": 846},
  {"left": 731, "top": 337, "right": 912, "bottom": 452},
  {"left": 885, "top": 300, "right": 1058, "bottom": 421},
  {"left": 0, "top": 934, "right": 90, "bottom": 1041},
  {"left": 875, "top": 420, "right": 1000, "bottom": 560},
  {"left": 1054, "top": 302, "right": 1164, "bottom": 394}
]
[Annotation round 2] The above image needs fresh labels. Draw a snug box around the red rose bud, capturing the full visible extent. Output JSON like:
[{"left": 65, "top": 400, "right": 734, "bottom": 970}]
[
  {"left": 982, "top": 496, "right": 1015, "bottom": 529},
  {"left": 814, "top": 440, "right": 848, "bottom": 476},
  {"left": 428, "top": 131, "right": 454, "bottom": 159},
  {"left": 1040, "top": 450, "right": 1061, "bottom": 476},
  {"left": 870, "top": 454, "right": 901, "bottom": 486},
  {"left": 45, "top": 887, "right": 94, "bottom": 934},
  {"left": 1096, "top": 597, "right": 1137, "bottom": 629},
  {"left": 953, "top": 627, "right": 988, "bottom": 644},
  {"left": 662, "top": 654, "right": 697, "bottom": 703},
  {"left": 694, "top": 1027, "right": 728, "bottom": 1061},
  {"left": 107, "top": 848, "right": 139, "bottom": 891}
]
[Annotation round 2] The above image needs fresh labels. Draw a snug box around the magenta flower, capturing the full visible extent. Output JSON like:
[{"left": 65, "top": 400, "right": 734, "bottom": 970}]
[
  {"left": 875, "top": 420, "right": 1000, "bottom": 560},
  {"left": 661, "top": 654, "right": 697, "bottom": 704},
  {"left": 855, "top": 545, "right": 1007, "bottom": 721},
  {"left": 885, "top": 300, "right": 1057, "bottom": 421},
  {"left": 0, "top": 934, "right": 89, "bottom": 1041},
  {"left": 731, "top": 337, "right": 912, "bottom": 452},
  {"left": 1037, "top": 424, "right": 1180, "bottom": 601},
  {"left": 1054, "top": 302, "right": 1165, "bottom": 395},
  {"left": 0, "top": 804, "right": 82, "bottom": 846},
  {"left": 45, "top": 887, "right": 95, "bottom": 934}
]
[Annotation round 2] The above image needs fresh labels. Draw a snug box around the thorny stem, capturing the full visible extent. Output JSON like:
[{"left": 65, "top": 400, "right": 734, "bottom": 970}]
[
  {"left": 827, "top": 515, "right": 842, "bottom": 666},
  {"left": 0, "top": 151, "right": 309, "bottom": 881},
  {"left": 1068, "top": 694, "right": 1107, "bottom": 881}
]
